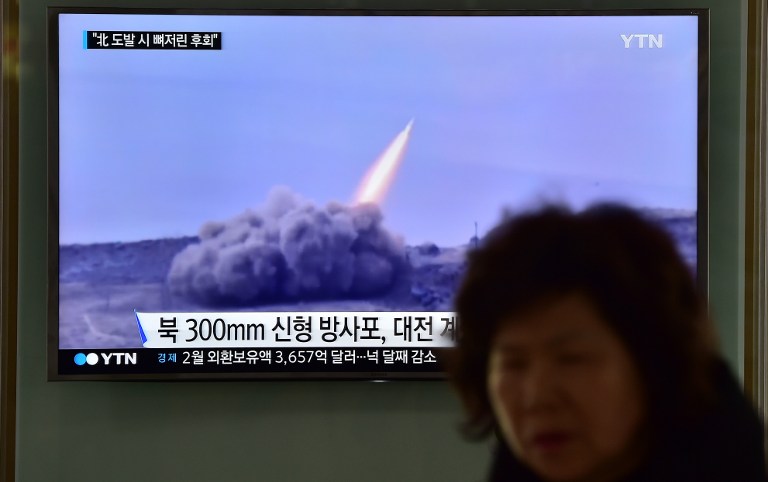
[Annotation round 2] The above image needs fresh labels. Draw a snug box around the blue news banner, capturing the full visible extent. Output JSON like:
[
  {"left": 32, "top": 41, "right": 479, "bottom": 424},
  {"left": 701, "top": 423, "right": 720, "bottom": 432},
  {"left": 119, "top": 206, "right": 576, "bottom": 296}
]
[{"left": 60, "top": 312, "right": 457, "bottom": 376}]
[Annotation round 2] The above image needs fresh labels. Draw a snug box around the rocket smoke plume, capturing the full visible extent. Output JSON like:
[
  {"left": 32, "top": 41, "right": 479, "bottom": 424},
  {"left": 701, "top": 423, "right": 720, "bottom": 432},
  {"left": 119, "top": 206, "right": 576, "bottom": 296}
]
[{"left": 167, "top": 186, "right": 406, "bottom": 306}]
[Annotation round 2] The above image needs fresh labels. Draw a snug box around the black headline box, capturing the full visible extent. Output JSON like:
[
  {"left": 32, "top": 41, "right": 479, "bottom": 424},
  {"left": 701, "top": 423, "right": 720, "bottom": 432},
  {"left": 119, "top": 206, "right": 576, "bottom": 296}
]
[
  {"left": 85, "top": 31, "right": 221, "bottom": 49},
  {"left": 59, "top": 348, "right": 447, "bottom": 375}
]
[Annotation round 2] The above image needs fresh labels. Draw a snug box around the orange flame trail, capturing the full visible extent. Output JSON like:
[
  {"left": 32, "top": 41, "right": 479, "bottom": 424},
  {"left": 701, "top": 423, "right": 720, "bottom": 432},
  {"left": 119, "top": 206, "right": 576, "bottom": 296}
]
[{"left": 354, "top": 119, "right": 414, "bottom": 205}]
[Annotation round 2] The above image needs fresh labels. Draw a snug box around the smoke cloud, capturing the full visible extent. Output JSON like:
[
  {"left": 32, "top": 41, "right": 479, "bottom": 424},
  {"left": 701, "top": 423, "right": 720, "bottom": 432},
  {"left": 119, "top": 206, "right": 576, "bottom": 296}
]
[{"left": 167, "top": 186, "right": 405, "bottom": 306}]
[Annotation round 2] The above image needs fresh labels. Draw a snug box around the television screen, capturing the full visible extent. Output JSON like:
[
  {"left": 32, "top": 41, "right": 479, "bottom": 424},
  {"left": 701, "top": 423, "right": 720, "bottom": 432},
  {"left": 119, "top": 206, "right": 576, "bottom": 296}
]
[{"left": 49, "top": 8, "right": 707, "bottom": 379}]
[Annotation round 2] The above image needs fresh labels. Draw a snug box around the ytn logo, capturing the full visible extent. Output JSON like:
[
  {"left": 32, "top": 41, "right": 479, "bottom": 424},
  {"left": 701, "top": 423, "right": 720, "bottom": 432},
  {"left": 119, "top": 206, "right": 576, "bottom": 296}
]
[
  {"left": 101, "top": 352, "right": 137, "bottom": 365},
  {"left": 621, "top": 34, "right": 663, "bottom": 49},
  {"left": 74, "top": 352, "right": 138, "bottom": 365}
]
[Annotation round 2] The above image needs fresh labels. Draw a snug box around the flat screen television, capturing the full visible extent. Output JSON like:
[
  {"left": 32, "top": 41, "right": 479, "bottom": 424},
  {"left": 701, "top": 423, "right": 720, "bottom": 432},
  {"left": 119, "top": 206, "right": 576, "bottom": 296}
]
[{"left": 48, "top": 7, "right": 708, "bottom": 380}]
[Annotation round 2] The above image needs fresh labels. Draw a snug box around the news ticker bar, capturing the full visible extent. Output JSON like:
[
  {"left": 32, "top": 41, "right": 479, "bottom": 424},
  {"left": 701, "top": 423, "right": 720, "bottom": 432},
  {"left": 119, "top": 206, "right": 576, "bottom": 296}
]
[
  {"left": 85, "top": 31, "right": 222, "bottom": 49},
  {"left": 135, "top": 311, "right": 457, "bottom": 349},
  {"left": 59, "top": 348, "right": 446, "bottom": 375}
]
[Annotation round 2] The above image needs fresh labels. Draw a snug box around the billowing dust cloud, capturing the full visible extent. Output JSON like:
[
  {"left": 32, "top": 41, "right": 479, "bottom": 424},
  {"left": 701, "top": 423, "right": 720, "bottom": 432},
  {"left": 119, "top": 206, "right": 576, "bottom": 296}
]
[{"left": 167, "top": 186, "right": 406, "bottom": 306}]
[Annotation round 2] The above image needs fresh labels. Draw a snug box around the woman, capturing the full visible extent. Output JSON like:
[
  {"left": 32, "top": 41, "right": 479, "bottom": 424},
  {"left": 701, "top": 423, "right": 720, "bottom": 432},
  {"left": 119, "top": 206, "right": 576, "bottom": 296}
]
[{"left": 446, "top": 203, "right": 767, "bottom": 482}]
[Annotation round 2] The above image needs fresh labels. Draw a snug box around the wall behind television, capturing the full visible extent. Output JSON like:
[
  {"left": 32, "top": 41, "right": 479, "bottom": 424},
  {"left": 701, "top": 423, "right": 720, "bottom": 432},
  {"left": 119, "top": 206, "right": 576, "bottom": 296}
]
[{"left": 16, "top": 0, "right": 746, "bottom": 481}]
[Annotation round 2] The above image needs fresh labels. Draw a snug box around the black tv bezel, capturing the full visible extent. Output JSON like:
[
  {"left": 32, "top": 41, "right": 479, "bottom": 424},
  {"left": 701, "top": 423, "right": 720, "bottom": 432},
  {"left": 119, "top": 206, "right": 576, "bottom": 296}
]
[{"left": 47, "top": 7, "right": 710, "bottom": 381}]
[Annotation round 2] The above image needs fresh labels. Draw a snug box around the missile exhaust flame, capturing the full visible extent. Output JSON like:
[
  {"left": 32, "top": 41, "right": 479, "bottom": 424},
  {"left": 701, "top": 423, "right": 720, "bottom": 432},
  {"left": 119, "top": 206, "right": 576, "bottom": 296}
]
[{"left": 354, "top": 119, "right": 414, "bottom": 205}]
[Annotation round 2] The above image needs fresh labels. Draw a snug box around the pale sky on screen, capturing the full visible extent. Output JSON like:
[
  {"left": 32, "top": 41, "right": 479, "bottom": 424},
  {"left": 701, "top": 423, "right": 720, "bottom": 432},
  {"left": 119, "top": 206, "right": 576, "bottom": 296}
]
[{"left": 58, "top": 13, "right": 699, "bottom": 245}]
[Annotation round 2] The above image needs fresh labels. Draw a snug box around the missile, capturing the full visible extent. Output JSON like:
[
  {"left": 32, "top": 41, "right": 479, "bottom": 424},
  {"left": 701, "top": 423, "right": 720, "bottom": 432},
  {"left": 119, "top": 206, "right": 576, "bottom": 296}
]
[{"left": 353, "top": 119, "right": 414, "bottom": 205}]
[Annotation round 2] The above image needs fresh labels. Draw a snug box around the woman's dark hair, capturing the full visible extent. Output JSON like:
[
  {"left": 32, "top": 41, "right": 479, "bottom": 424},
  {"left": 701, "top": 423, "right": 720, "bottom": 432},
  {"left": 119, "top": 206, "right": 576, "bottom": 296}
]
[{"left": 445, "top": 203, "right": 717, "bottom": 440}]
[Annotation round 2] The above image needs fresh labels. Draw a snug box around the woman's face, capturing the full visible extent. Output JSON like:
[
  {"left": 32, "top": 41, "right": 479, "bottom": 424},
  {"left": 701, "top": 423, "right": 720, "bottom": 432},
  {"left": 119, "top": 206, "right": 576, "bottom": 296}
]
[{"left": 487, "top": 293, "right": 647, "bottom": 482}]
